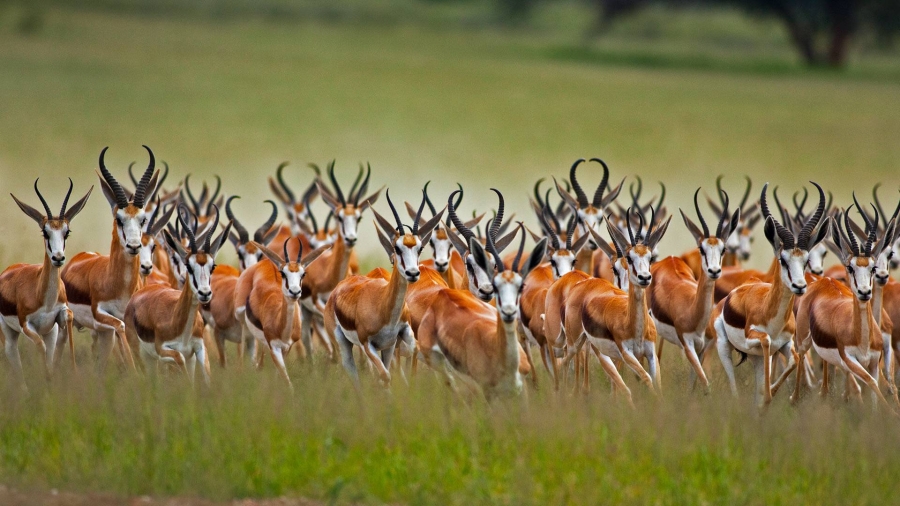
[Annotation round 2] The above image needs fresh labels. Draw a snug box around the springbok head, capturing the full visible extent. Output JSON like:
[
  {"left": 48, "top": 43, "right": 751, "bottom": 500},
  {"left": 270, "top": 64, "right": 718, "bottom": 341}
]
[
  {"left": 872, "top": 183, "right": 900, "bottom": 271},
  {"left": 163, "top": 205, "right": 233, "bottom": 305},
  {"left": 680, "top": 188, "right": 740, "bottom": 280},
  {"left": 760, "top": 182, "right": 829, "bottom": 296},
  {"left": 317, "top": 161, "right": 382, "bottom": 247},
  {"left": 486, "top": 223, "right": 547, "bottom": 324},
  {"left": 11, "top": 178, "right": 92, "bottom": 267},
  {"left": 182, "top": 174, "right": 223, "bottom": 228},
  {"left": 405, "top": 182, "right": 460, "bottom": 273},
  {"left": 534, "top": 199, "right": 590, "bottom": 279},
  {"left": 268, "top": 161, "right": 320, "bottom": 235},
  {"left": 226, "top": 196, "right": 279, "bottom": 271},
  {"left": 374, "top": 187, "right": 445, "bottom": 283},
  {"left": 555, "top": 158, "right": 623, "bottom": 250},
  {"left": 138, "top": 200, "right": 177, "bottom": 277},
  {"left": 252, "top": 238, "right": 331, "bottom": 301},
  {"left": 97, "top": 146, "right": 160, "bottom": 257},
  {"left": 605, "top": 207, "right": 671, "bottom": 289},
  {"left": 831, "top": 205, "right": 884, "bottom": 302},
  {"left": 708, "top": 175, "right": 759, "bottom": 262}
]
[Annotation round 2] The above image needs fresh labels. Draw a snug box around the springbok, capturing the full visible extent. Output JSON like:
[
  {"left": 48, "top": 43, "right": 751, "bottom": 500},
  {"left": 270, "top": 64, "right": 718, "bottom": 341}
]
[
  {"left": 0, "top": 179, "right": 92, "bottom": 387},
  {"left": 554, "top": 158, "right": 623, "bottom": 273},
  {"left": 200, "top": 196, "right": 280, "bottom": 367},
  {"left": 792, "top": 209, "right": 899, "bottom": 411},
  {"left": 137, "top": 201, "right": 177, "bottom": 282},
  {"left": 561, "top": 209, "right": 671, "bottom": 404},
  {"left": 268, "top": 161, "right": 320, "bottom": 238},
  {"left": 648, "top": 188, "right": 739, "bottom": 390},
  {"left": 234, "top": 238, "right": 330, "bottom": 386},
  {"left": 62, "top": 146, "right": 159, "bottom": 371},
  {"left": 713, "top": 182, "right": 829, "bottom": 408},
  {"left": 324, "top": 188, "right": 444, "bottom": 386},
  {"left": 416, "top": 223, "right": 546, "bottom": 399},
  {"left": 124, "top": 206, "right": 231, "bottom": 384}
]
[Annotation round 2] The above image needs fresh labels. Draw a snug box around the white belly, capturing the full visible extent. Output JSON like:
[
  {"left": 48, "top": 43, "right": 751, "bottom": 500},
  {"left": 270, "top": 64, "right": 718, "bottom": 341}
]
[
  {"left": 813, "top": 344, "right": 880, "bottom": 371},
  {"left": 69, "top": 303, "right": 97, "bottom": 330}
]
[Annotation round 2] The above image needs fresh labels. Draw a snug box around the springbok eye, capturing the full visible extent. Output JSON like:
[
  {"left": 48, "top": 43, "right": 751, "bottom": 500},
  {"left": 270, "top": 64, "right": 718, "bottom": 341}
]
[
  {"left": 116, "top": 217, "right": 123, "bottom": 227},
  {"left": 211, "top": 263, "right": 217, "bottom": 273},
  {"left": 64, "top": 230, "right": 71, "bottom": 239},
  {"left": 42, "top": 230, "right": 49, "bottom": 239},
  {"left": 141, "top": 218, "right": 147, "bottom": 227}
]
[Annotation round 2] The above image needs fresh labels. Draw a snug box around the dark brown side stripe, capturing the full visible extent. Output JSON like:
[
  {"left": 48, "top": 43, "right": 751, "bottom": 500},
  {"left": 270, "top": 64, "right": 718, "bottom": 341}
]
[{"left": 722, "top": 296, "right": 746, "bottom": 331}]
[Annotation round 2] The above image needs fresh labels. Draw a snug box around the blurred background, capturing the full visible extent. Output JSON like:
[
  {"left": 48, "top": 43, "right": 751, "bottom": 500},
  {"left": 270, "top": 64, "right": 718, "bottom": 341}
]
[{"left": 0, "top": 0, "right": 899, "bottom": 269}]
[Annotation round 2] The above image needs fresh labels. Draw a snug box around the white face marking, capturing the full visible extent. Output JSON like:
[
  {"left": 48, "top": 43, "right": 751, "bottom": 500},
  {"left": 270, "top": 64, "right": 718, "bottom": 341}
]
[
  {"left": 43, "top": 222, "right": 69, "bottom": 266},
  {"left": 394, "top": 235, "right": 422, "bottom": 282},
  {"left": 578, "top": 209, "right": 602, "bottom": 249},
  {"left": 779, "top": 249, "right": 810, "bottom": 295},
  {"left": 699, "top": 238, "right": 725, "bottom": 279},
  {"left": 627, "top": 248, "right": 653, "bottom": 288},
  {"left": 335, "top": 209, "right": 361, "bottom": 246},
  {"left": 186, "top": 256, "right": 214, "bottom": 304},
  {"left": 550, "top": 249, "right": 576, "bottom": 279},
  {"left": 874, "top": 245, "right": 894, "bottom": 285},
  {"left": 430, "top": 229, "right": 453, "bottom": 273},
  {"left": 737, "top": 229, "right": 753, "bottom": 261},
  {"left": 139, "top": 235, "right": 156, "bottom": 276},
  {"left": 847, "top": 257, "right": 875, "bottom": 301},
  {"left": 493, "top": 272, "right": 523, "bottom": 323},
  {"left": 806, "top": 242, "right": 828, "bottom": 275},
  {"left": 280, "top": 264, "right": 305, "bottom": 299},
  {"left": 467, "top": 254, "right": 495, "bottom": 301},
  {"left": 169, "top": 248, "right": 188, "bottom": 288},
  {"left": 116, "top": 208, "right": 147, "bottom": 256}
]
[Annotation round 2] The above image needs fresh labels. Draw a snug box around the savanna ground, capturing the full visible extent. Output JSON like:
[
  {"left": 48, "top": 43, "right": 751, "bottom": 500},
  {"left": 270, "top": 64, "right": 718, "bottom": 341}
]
[{"left": 1, "top": 3, "right": 900, "bottom": 504}]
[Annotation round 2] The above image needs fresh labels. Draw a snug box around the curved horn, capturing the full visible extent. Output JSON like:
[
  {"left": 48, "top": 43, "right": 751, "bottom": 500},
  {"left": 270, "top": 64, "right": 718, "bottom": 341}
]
[
  {"left": 625, "top": 207, "right": 636, "bottom": 246},
  {"left": 204, "top": 205, "right": 219, "bottom": 252},
  {"left": 184, "top": 174, "right": 201, "bottom": 214},
  {"left": 512, "top": 223, "right": 527, "bottom": 272},
  {"left": 589, "top": 158, "right": 610, "bottom": 208},
  {"left": 177, "top": 204, "right": 197, "bottom": 253},
  {"left": 308, "top": 204, "right": 319, "bottom": 234},
  {"left": 132, "top": 145, "right": 156, "bottom": 209},
  {"left": 630, "top": 176, "right": 643, "bottom": 208},
  {"left": 634, "top": 207, "right": 646, "bottom": 243},
  {"left": 538, "top": 205, "right": 561, "bottom": 250},
  {"left": 422, "top": 181, "right": 437, "bottom": 217},
  {"left": 225, "top": 196, "right": 249, "bottom": 243},
  {"left": 294, "top": 237, "right": 303, "bottom": 263},
  {"left": 59, "top": 177, "right": 74, "bottom": 218},
  {"left": 354, "top": 163, "right": 372, "bottom": 206},
  {"left": 715, "top": 175, "right": 726, "bottom": 207},
  {"left": 276, "top": 162, "right": 295, "bottom": 203},
  {"left": 569, "top": 158, "right": 588, "bottom": 208},
  {"left": 99, "top": 147, "right": 128, "bottom": 209},
  {"left": 283, "top": 237, "right": 290, "bottom": 265},
  {"left": 490, "top": 188, "right": 504, "bottom": 239},
  {"left": 760, "top": 183, "right": 794, "bottom": 248},
  {"left": 327, "top": 160, "right": 346, "bottom": 206},
  {"left": 485, "top": 221, "right": 504, "bottom": 272},
  {"left": 148, "top": 161, "right": 169, "bottom": 204},
  {"left": 348, "top": 164, "right": 365, "bottom": 204},
  {"left": 448, "top": 189, "right": 474, "bottom": 242},
  {"left": 33, "top": 179, "right": 53, "bottom": 219},
  {"left": 205, "top": 176, "right": 222, "bottom": 216},
  {"left": 792, "top": 187, "right": 809, "bottom": 220},
  {"left": 656, "top": 182, "right": 666, "bottom": 210},
  {"left": 386, "top": 189, "right": 403, "bottom": 235},
  {"left": 844, "top": 209, "right": 860, "bottom": 256},
  {"left": 715, "top": 190, "right": 730, "bottom": 238},
  {"left": 797, "top": 181, "right": 826, "bottom": 250},
  {"left": 565, "top": 208, "right": 577, "bottom": 250},
  {"left": 693, "top": 188, "right": 709, "bottom": 237},
  {"left": 739, "top": 175, "right": 753, "bottom": 212},
  {"left": 413, "top": 188, "right": 427, "bottom": 235},
  {"left": 128, "top": 162, "right": 138, "bottom": 188},
  {"left": 255, "top": 201, "right": 279, "bottom": 243},
  {"left": 533, "top": 178, "right": 546, "bottom": 209}
]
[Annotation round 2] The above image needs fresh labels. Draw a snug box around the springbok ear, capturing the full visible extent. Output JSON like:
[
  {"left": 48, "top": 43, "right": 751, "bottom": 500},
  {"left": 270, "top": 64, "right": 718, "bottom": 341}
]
[
  {"left": 301, "top": 244, "right": 332, "bottom": 268},
  {"left": 163, "top": 230, "right": 188, "bottom": 259},
  {"left": 375, "top": 223, "right": 395, "bottom": 259},
  {"left": 97, "top": 173, "right": 119, "bottom": 210},
  {"left": 445, "top": 227, "right": 469, "bottom": 255},
  {"left": 600, "top": 177, "right": 626, "bottom": 208},
  {"left": 522, "top": 238, "right": 548, "bottom": 279},
  {"left": 404, "top": 201, "right": 425, "bottom": 225},
  {"left": 763, "top": 217, "right": 782, "bottom": 251},
  {"left": 268, "top": 177, "right": 291, "bottom": 205},
  {"left": 570, "top": 229, "right": 591, "bottom": 254},
  {"left": 463, "top": 213, "right": 485, "bottom": 230},
  {"left": 724, "top": 208, "right": 741, "bottom": 240},
  {"left": 148, "top": 203, "right": 176, "bottom": 236},
  {"left": 679, "top": 209, "right": 705, "bottom": 244},
  {"left": 10, "top": 194, "right": 46, "bottom": 225},
  {"left": 228, "top": 231, "right": 241, "bottom": 246},
  {"left": 493, "top": 225, "right": 520, "bottom": 253},
  {"left": 142, "top": 170, "right": 160, "bottom": 209},
  {"left": 208, "top": 221, "right": 233, "bottom": 258},
  {"left": 809, "top": 217, "right": 831, "bottom": 250},
  {"left": 261, "top": 224, "right": 281, "bottom": 245},
  {"left": 646, "top": 216, "right": 672, "bottom": 250},
  {"left": 358, "top": 187, "right": 383, "bottom": 211},
  {"left": 253, "top": 241, "right": 285, "bottom": 266},
  {"left": 63, "top": 186, "right": 94, "bottom": 222},
  {"left": 590, "top": 228, "right": 618, "bottom": 263},
  {"left": 372, "top": 208, "right": 398, "bottom": 237},
  {"left": 316, "top": 181, "right": 342, "bottom": 210},
  {"left": 830, "top": 220, "right": 851, "bottom": 264},
  {"left": 606, "top": 221, "right": 631, "bottom": 255},
  {"left": 824, "top": 239, "right": 843, "bottom": 259},
  {"left": 293, "top": 218, "right": 314, "bottom": 237},
  {"left": 554, "top": 177, "right": 579, "bottom": 211},
  {"left": 418, "top": 208, "right": 446, "bottom": 239},
  {"left": 468, "top": 237, "right": 490, "bottom": 271}
]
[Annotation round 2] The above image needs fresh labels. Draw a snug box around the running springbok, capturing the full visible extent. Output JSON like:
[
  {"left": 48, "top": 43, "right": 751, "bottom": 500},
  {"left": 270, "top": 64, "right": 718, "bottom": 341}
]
[
  {"left": 713, "top": 182, "right": 829, "bottom": 408},
  {"left": 562, "top": 209, "right": 671, "bottom": 404},
  {"left": 0, "top": 179, "right": 92, "bottom": 387},
  {"left": 234, "top": 238, "right": 330, "bottom": 386},
  {"left": 792, "top": 209, "right": 899, "bottom": 411},
  {"left": 554, "top": 158, "right": 623, "bottom": 273},
  {"left": 649, "top": 188, "right": 739, "bottom": 391},
  {"left": 124, "top": 206, "right": 232, "bottom": 384},
  {"left": 200, "top": 196, "right": 279, "bottom": 367},
  {"left": 324, "top": 188, "right": 444, "bottom": 386},
  {"left": 62, "top": 146, "right": 159, "bottom": 371},
  {"left": 415, "top": 224, "right": 546, "bottom": 399}
]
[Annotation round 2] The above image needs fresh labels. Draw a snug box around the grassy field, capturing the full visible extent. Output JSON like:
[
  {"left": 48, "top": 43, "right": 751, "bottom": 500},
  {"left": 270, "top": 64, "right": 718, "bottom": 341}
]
[{"left": 1, "top": 5, "right": 900, "bottom": 504}]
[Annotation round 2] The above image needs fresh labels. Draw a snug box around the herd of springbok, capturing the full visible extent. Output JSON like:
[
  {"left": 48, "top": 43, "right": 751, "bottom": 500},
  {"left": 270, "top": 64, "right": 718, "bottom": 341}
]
[{"left": 3, "top": 147, "right": 900, "bottom": 412}]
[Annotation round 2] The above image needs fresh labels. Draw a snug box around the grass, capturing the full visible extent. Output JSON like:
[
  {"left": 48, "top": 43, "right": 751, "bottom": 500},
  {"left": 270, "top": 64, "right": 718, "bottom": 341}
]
[{"left": 0, "top": 5, "right": 899, "bottom": 504}]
